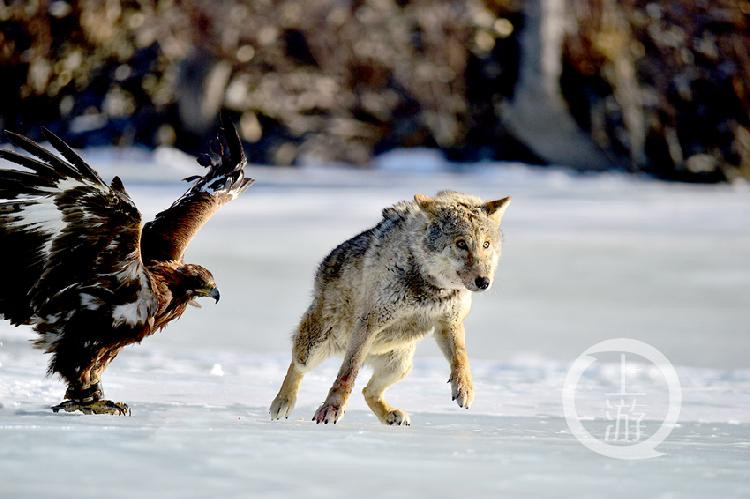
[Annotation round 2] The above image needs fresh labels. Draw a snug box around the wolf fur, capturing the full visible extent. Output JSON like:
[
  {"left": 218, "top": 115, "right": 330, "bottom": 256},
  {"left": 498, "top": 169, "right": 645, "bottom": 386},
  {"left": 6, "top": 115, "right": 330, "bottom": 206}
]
[{"left": 270, "top": 191, "right": 511, "bottom": 425}]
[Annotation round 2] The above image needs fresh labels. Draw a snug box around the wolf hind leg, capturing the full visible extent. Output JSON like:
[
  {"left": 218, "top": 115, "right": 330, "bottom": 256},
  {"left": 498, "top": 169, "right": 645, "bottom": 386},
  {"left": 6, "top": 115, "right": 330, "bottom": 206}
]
[{"left": 363, "top": 344, "right": 415, "bottom": 426}]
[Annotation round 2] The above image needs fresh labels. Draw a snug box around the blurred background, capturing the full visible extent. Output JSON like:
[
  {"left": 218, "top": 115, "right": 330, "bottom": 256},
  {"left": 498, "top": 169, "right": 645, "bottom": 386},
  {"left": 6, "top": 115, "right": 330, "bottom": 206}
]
[{"left": 1, "top": 0, "right": 749, "bottom": 181}]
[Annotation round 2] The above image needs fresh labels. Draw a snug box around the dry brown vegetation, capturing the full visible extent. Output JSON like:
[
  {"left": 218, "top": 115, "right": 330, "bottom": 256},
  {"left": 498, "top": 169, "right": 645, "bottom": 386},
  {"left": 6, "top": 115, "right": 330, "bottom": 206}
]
[
  {"left": 0, "top": 0, "right": 528, "bottom": 165},
  {"left": 563, "top": 0, "right": 750, "bottom": 181},
  {"left": 1, "top": 0, "right": 748, "bottom": 181}
]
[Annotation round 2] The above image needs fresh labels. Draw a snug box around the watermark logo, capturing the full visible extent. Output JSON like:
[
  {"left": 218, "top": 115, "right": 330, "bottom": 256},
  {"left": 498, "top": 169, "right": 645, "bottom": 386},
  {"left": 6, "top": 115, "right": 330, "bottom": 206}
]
[{"left": 562, "top": 338, "right": 682, "bottom": 460}]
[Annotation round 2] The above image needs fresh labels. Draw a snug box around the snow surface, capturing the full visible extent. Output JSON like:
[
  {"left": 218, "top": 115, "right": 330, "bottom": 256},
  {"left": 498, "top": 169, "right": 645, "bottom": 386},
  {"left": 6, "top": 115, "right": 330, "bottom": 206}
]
[{"left": 1, "top": 148, "right": 749, "bottom": 498}]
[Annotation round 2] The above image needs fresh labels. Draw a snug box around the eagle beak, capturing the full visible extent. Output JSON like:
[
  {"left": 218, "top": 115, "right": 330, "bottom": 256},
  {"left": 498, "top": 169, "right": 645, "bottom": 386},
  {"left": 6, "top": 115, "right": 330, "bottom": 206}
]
[{"left": 209, "top": 288, "right": 221, "bottom": 304}]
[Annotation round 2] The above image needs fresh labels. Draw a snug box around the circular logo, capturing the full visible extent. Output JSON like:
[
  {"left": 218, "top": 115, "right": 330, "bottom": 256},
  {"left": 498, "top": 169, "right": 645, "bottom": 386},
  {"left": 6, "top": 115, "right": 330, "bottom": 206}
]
[{"left": 562, "top": 338, "right": 682, "bottom": 460}]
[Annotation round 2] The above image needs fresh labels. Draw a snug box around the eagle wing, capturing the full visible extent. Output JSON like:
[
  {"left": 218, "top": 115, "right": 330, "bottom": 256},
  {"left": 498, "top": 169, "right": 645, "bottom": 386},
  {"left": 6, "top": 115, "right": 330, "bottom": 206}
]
[
  {"left": 0, "top": 129, "right": 156, "bottom": 337},
  {"left": 141, "top": 115, "right": 253, "bottom": 262}
]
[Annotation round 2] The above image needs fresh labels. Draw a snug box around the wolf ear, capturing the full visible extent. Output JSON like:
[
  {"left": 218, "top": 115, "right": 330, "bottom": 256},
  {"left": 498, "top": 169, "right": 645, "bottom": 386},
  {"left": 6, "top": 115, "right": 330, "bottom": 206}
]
[
  {"left": 414, "top": 193, "right": 437, "bottom": 215},
  {"left": 484, "top": 196, "right": 511, "bottom": 222}
]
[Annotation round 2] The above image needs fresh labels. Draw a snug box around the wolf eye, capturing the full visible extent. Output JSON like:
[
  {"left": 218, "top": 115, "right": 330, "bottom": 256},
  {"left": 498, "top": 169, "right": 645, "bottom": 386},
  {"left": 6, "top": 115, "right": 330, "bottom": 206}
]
[
  {"left": 483, "top": 241, "right": 490, "bottom": 249},
  {"left": 456, "top": 239, "right": 468, "bottom": 250}
]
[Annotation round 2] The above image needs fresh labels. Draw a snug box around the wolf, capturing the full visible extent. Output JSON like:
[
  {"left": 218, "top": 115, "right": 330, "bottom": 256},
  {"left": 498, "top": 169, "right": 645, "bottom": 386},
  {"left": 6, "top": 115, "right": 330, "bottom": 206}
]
[{"left": 269, "top": 191, "right": 511, "bottom": 425}]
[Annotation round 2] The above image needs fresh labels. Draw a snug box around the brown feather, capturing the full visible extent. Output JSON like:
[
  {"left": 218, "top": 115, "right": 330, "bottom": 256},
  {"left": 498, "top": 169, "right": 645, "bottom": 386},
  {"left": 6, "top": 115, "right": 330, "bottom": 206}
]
[
  {"left": 0, "top": 118, "right": 251, "bottom": 400},
  {"left": 141, "top": 115, "right": 254, "bottom": 262}
]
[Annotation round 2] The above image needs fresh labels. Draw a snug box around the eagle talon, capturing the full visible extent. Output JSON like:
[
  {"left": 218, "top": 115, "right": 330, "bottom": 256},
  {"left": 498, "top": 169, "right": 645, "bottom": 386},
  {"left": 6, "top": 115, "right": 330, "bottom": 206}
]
[{"left": 51, "top": 399, "right": 130, "bottom": 416}]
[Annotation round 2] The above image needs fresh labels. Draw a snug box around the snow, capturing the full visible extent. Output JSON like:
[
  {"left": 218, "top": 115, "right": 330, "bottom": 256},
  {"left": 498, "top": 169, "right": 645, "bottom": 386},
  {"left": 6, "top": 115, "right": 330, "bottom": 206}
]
[{"left": 1, "top": 149, "right": 749, "bottom": 497}]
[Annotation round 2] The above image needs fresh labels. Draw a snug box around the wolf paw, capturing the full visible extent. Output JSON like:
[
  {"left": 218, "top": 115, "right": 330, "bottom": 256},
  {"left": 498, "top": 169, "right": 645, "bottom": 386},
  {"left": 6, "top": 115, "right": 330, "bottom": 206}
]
[
  {"left": 384, "top": 409, "right": 411, "bottom": 426},
  {"left": 269, "top": 395, "right": 296, "bottom": 420},
  {"left": 313, "top": 402, "right": 343, "bottom": 424},
  {"left": 450, "top": 372, "right": 474, "bottom": 409}
]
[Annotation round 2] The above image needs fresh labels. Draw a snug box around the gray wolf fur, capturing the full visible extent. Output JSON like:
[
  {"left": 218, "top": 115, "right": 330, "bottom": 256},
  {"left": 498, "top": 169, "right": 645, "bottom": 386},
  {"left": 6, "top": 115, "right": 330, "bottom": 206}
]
[{"left": 270, "top": 191, "right": 511, "bottom": 425}]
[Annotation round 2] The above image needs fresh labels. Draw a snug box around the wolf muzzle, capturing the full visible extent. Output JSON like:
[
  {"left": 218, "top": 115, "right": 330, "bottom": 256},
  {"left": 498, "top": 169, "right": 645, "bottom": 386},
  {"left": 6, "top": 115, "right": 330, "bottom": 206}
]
[{"left": 474, "top": 276, "right": 490, "bottom": 290}]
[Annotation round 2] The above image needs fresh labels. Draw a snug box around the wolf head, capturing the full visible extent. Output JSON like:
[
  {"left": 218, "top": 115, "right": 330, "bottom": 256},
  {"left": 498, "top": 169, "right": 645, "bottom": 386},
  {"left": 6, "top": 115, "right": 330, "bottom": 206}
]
[{"left": 411, "top": 191, "right": 511, "bottom": 292}]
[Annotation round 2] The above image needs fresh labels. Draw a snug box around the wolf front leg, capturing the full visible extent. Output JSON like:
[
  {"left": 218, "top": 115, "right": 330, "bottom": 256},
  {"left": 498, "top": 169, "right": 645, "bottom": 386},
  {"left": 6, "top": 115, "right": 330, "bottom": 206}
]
[
  {"left": 270, "top": 363, "right": 305, "bottom": 420},
  {"left": 313, "top": 313, "right": 384, "bottom": 424},
  {"left": 435, "top": 321, "right": 474, "bottom": 409},
  {"left": 270, "top": 304, "right": 329, "bottom": 420},
  {"left": 363, "top": 345, "right": 415, "bottom": 425}
]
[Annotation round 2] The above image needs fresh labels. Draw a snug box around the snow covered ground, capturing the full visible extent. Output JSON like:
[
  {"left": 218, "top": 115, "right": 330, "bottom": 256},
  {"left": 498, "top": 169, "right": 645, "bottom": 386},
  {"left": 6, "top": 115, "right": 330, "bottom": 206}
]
[{"left": 1, "top": 148, "right": 749, "bottom": 497}]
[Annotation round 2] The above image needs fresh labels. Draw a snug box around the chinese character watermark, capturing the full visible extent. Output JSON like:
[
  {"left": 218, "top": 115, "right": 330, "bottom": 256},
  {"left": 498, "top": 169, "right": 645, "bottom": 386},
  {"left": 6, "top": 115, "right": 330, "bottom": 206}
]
[
  {"left": 604, "top": 355, "right": 646, "bottom": 442},
  {"left": 562, "top": 338, "right": 682, "bottom": 460}
]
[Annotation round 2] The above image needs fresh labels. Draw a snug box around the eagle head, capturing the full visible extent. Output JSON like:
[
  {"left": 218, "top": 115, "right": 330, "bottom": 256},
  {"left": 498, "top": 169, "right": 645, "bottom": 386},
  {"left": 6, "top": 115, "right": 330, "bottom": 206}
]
[{"left": 178, "top": 264, "right": 220, "bottom": 303}]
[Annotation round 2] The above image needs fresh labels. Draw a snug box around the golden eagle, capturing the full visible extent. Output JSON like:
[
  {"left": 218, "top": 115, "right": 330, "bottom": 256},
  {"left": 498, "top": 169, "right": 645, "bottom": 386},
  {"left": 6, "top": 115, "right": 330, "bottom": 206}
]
[{"left": 0, "top": 117, "right": 253, "bottom": 415}]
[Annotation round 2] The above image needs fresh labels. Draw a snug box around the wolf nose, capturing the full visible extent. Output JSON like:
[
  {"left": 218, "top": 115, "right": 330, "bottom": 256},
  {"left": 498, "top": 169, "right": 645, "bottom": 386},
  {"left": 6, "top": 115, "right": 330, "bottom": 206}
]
[{"left": 475, "top": 276, "right": 490, "bottom": 290}]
